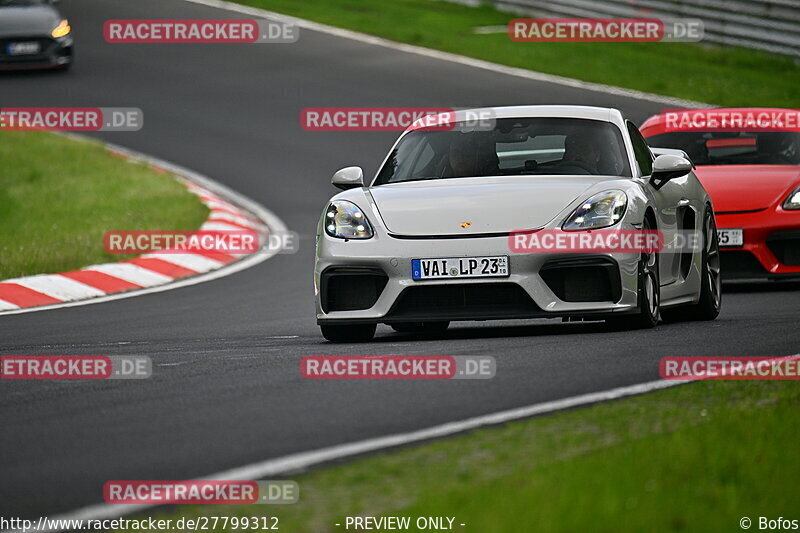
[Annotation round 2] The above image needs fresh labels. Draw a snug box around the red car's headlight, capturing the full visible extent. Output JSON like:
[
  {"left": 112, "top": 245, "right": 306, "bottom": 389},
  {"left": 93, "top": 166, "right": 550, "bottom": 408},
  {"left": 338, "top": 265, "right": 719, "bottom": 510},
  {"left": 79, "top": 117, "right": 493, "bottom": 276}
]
[{"left": 783, "top": 186, "right": 800, "bottom": 210}]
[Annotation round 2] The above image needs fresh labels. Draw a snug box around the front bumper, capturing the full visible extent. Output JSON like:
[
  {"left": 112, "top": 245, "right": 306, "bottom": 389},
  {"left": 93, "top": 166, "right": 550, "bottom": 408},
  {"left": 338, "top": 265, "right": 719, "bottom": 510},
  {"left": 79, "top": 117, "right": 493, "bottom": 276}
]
[
  {"left": 0, "top": 36, "right": 73, "bottom": 71},
  {"left": 717, "top": 208, "right": 800, "bottom": 281},
  {"left": 315, "top": 232, "right": 641, "bottom": 325}
]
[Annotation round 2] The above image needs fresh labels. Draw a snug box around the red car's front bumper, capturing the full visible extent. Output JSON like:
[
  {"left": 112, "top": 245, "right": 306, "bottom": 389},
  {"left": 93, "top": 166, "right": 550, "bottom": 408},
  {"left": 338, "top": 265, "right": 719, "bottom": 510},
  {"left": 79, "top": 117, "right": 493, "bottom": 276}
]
[{"left": 717, "top": 207, "right": 800, "bottom": 281}]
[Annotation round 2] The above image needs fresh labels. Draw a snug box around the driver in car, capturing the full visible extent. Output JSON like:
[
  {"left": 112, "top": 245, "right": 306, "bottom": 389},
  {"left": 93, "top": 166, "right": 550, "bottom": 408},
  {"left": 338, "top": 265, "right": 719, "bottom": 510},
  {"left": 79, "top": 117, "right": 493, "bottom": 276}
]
[
  {"left": 445, "top": 132, "right": 499, "bottom": 178},
  {"left": 561, "top": 131, "right": 601, "bottom": 174}
]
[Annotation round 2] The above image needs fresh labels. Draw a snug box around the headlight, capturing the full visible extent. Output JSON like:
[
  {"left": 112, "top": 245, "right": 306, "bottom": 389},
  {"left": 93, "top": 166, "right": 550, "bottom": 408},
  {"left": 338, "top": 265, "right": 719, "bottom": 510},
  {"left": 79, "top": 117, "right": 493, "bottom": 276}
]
[
  {"left": 783, "top": 186, "right": 800, "bottom": 210},
  {"left": 324, "top": 200, "right": 373, "bottom": 239},
  {"left": 563, "top": 190, "right": 627, "bottom": 230},
  {"left": 52, "top": 19, "right": 71, "bottom": 39}
]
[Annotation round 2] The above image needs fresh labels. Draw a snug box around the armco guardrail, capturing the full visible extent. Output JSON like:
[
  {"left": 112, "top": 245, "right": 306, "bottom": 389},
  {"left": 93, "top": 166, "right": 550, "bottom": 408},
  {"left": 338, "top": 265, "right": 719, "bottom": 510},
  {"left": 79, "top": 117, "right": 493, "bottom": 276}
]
[{"left": 481, "top": 0, "right": 800, "bottom": 57}]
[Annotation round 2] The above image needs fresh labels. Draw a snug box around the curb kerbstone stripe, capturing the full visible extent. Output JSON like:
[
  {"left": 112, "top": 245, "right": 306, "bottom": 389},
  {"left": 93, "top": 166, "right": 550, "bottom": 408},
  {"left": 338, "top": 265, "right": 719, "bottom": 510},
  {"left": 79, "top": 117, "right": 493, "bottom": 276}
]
[
  {"left": 148, "top": 253, "right": 225, "bottom": 272},
  {"left": 77, "top": 263, "right": 175, "bottom": 288},
  {"left": 0, "top": 283, "right": 61, "bottom": 307},
  {"left": 0, "top": 299, "right": 20, "bottom": 311},
  {"left": 4, "top": 275, "right": 106, "bottom": 301},
  {"left": 127, "top": 258, "right": 199, "bottom": 278},
  {"left": 59, "top": 270, "right": 143, "bottom": 293},
  {"left": 0, "top": 142, "right": 274, "bottom": 314}
]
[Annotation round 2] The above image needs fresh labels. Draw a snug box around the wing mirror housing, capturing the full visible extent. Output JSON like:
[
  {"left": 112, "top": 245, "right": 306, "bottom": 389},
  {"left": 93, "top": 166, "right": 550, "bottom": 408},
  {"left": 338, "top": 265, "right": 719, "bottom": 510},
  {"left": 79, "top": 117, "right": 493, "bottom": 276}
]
[
  {"left": 649, "top": 154, "right": 693, "bottom": 190},
  {"left": 331, "top": 166, "right": 365, "bottom": 190}
]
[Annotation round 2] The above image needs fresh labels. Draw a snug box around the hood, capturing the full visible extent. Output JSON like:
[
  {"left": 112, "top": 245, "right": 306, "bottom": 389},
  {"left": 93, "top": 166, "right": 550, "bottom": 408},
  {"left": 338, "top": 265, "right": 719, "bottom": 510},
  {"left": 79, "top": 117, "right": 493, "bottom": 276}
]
[
  {"left": 0, "top": 5, "right": 60, "bottom": 38},
  {"left": 694, "top": 165, "right": 800, "bottom": 212},
  {"left": 368, "top": 176, "right": 600, "bottom": 236}
]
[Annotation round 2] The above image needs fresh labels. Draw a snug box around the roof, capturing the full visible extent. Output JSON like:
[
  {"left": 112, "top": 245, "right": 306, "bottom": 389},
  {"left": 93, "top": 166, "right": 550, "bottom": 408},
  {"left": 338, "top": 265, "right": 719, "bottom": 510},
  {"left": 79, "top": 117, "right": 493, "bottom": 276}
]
[{"left": 406, "top": 105, "right": 624, "bottom": 133}]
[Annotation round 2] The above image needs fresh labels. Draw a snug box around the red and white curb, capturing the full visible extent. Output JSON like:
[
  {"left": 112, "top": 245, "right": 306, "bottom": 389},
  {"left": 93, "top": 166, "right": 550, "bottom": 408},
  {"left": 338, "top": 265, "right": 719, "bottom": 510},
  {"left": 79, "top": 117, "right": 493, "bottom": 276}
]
[{"left": 0, "top": 141, "right": 287, "bottom": 315}]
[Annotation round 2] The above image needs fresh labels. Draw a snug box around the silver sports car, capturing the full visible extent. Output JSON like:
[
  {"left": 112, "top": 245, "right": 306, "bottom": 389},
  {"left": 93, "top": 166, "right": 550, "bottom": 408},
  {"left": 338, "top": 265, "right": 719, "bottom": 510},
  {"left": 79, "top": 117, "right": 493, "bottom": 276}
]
[{"left": 314, "top": 105, "right": 721, "bottom": 342}]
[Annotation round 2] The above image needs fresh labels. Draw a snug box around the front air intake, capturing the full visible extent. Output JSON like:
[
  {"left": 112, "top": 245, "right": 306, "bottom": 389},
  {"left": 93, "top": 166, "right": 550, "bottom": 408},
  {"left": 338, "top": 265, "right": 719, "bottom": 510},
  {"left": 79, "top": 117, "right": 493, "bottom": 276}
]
[{"left": 320, "top": 267, "right": 388, "bottom": 313}]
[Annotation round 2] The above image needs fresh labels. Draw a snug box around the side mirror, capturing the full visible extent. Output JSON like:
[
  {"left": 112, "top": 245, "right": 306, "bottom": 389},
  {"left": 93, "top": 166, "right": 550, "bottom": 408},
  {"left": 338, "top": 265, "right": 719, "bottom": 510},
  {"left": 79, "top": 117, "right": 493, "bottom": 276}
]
[
  {"left": 649, "top": 154, "right": 692, "bottom": 190},
  {"left": 331, "top": 166, "right": 364, "bottom": 190}
]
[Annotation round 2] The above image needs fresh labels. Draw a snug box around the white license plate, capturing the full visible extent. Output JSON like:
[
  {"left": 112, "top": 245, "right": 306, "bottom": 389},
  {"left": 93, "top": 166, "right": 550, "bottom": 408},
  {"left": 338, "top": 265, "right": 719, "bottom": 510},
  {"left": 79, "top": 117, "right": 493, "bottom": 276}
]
[
  {"left": 718, "top": 229, "right": 744, "bottom": 247},
  {"left": 412, "top": 256, "right": 509, "bottom": 280},
  {"left": 7, "top": 42, "right": 40, "bottom": 56}
]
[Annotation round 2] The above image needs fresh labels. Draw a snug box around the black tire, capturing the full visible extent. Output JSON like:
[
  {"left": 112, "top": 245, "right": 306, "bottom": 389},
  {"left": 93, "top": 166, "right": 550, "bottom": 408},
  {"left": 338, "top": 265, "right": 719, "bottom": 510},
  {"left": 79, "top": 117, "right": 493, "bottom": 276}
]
[
  {"left": 663, "top": 207, "right": 722, "bottom": 322},
  {"left": 389, "top": 321, "right": 450, "bottom": 334},
  {"left": 607, "top": 216, "right": 660, "bottom": 330},
  {"left": 320, "top": 323, "right": 376, "bottom": 343}
]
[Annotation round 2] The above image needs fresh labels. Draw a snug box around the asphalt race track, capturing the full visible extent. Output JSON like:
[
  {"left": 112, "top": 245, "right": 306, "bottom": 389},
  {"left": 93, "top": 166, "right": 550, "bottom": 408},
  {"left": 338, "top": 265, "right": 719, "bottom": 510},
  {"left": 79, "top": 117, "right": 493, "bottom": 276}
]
[{"left": 1, "top": 0, "right": 799, "bottom": 519}]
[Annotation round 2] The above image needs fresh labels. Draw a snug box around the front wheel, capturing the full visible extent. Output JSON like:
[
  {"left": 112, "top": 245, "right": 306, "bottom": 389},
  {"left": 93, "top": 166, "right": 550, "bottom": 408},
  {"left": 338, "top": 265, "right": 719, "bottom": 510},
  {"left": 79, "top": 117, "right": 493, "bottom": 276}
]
[
  {"left": 663, "top": 207, "right": 721, "bottom": 322},
  {"left": 320, "top": 323, "right": 376, "bottom": 343},
  {"left": 607, "top": 218, "right": 660, "bottom": 330}
]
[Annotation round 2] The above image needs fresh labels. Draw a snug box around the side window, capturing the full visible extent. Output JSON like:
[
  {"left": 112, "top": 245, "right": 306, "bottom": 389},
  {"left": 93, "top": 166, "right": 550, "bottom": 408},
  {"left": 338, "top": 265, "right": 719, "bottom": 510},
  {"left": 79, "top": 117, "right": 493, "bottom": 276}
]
[{"left": 627, "top": 121, "right": 654, "bottom": 176}]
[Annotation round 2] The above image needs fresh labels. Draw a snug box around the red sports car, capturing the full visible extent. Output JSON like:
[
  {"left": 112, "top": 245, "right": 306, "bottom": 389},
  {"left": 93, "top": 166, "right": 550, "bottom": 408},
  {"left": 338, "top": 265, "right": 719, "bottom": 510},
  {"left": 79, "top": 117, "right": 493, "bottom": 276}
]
[{"left": 641, "top": 108, "right": 800, "bottom": 281}]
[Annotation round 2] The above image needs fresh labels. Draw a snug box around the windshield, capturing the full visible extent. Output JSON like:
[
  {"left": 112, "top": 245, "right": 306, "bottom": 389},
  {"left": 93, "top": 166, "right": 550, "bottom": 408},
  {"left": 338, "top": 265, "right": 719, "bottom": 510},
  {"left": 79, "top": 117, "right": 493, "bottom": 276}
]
[
  {"left": 374, "top": 117, "right": 631, "bottom": 185},
  {"left": 0, "top": 0, "right": 48, "bottom": 6},
  {"left": 646, "top": 131, "right": 800, "bottom": 166}
]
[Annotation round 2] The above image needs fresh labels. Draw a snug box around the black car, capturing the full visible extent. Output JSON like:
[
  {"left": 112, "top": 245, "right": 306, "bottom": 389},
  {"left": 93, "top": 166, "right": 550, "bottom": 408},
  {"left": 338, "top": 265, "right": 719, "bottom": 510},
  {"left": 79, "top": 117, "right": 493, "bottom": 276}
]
[{"left": 0, "top": 0, "right": 72, "bottom": 70}]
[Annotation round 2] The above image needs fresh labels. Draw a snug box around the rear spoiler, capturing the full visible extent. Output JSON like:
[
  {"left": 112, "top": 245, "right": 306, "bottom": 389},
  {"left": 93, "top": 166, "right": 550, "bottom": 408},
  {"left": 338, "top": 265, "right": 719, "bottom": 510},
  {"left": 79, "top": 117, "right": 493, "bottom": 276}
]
[{"left": 650, "top": 147, "right": 696, "bottom": 168}]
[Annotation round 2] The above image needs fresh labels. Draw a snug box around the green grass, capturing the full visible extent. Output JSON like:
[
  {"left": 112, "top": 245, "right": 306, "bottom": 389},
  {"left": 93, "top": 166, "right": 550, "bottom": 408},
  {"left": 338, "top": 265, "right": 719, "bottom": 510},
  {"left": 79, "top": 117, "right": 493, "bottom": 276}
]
[
  {"left": 130, "top": 381, "right": 800, "bottom": 532},
  {"left": 237, "top": 0, "right": 799, "bottom": 107},
  {"left": 0, "top": 132, "right": 209, "bottom": 279}
]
